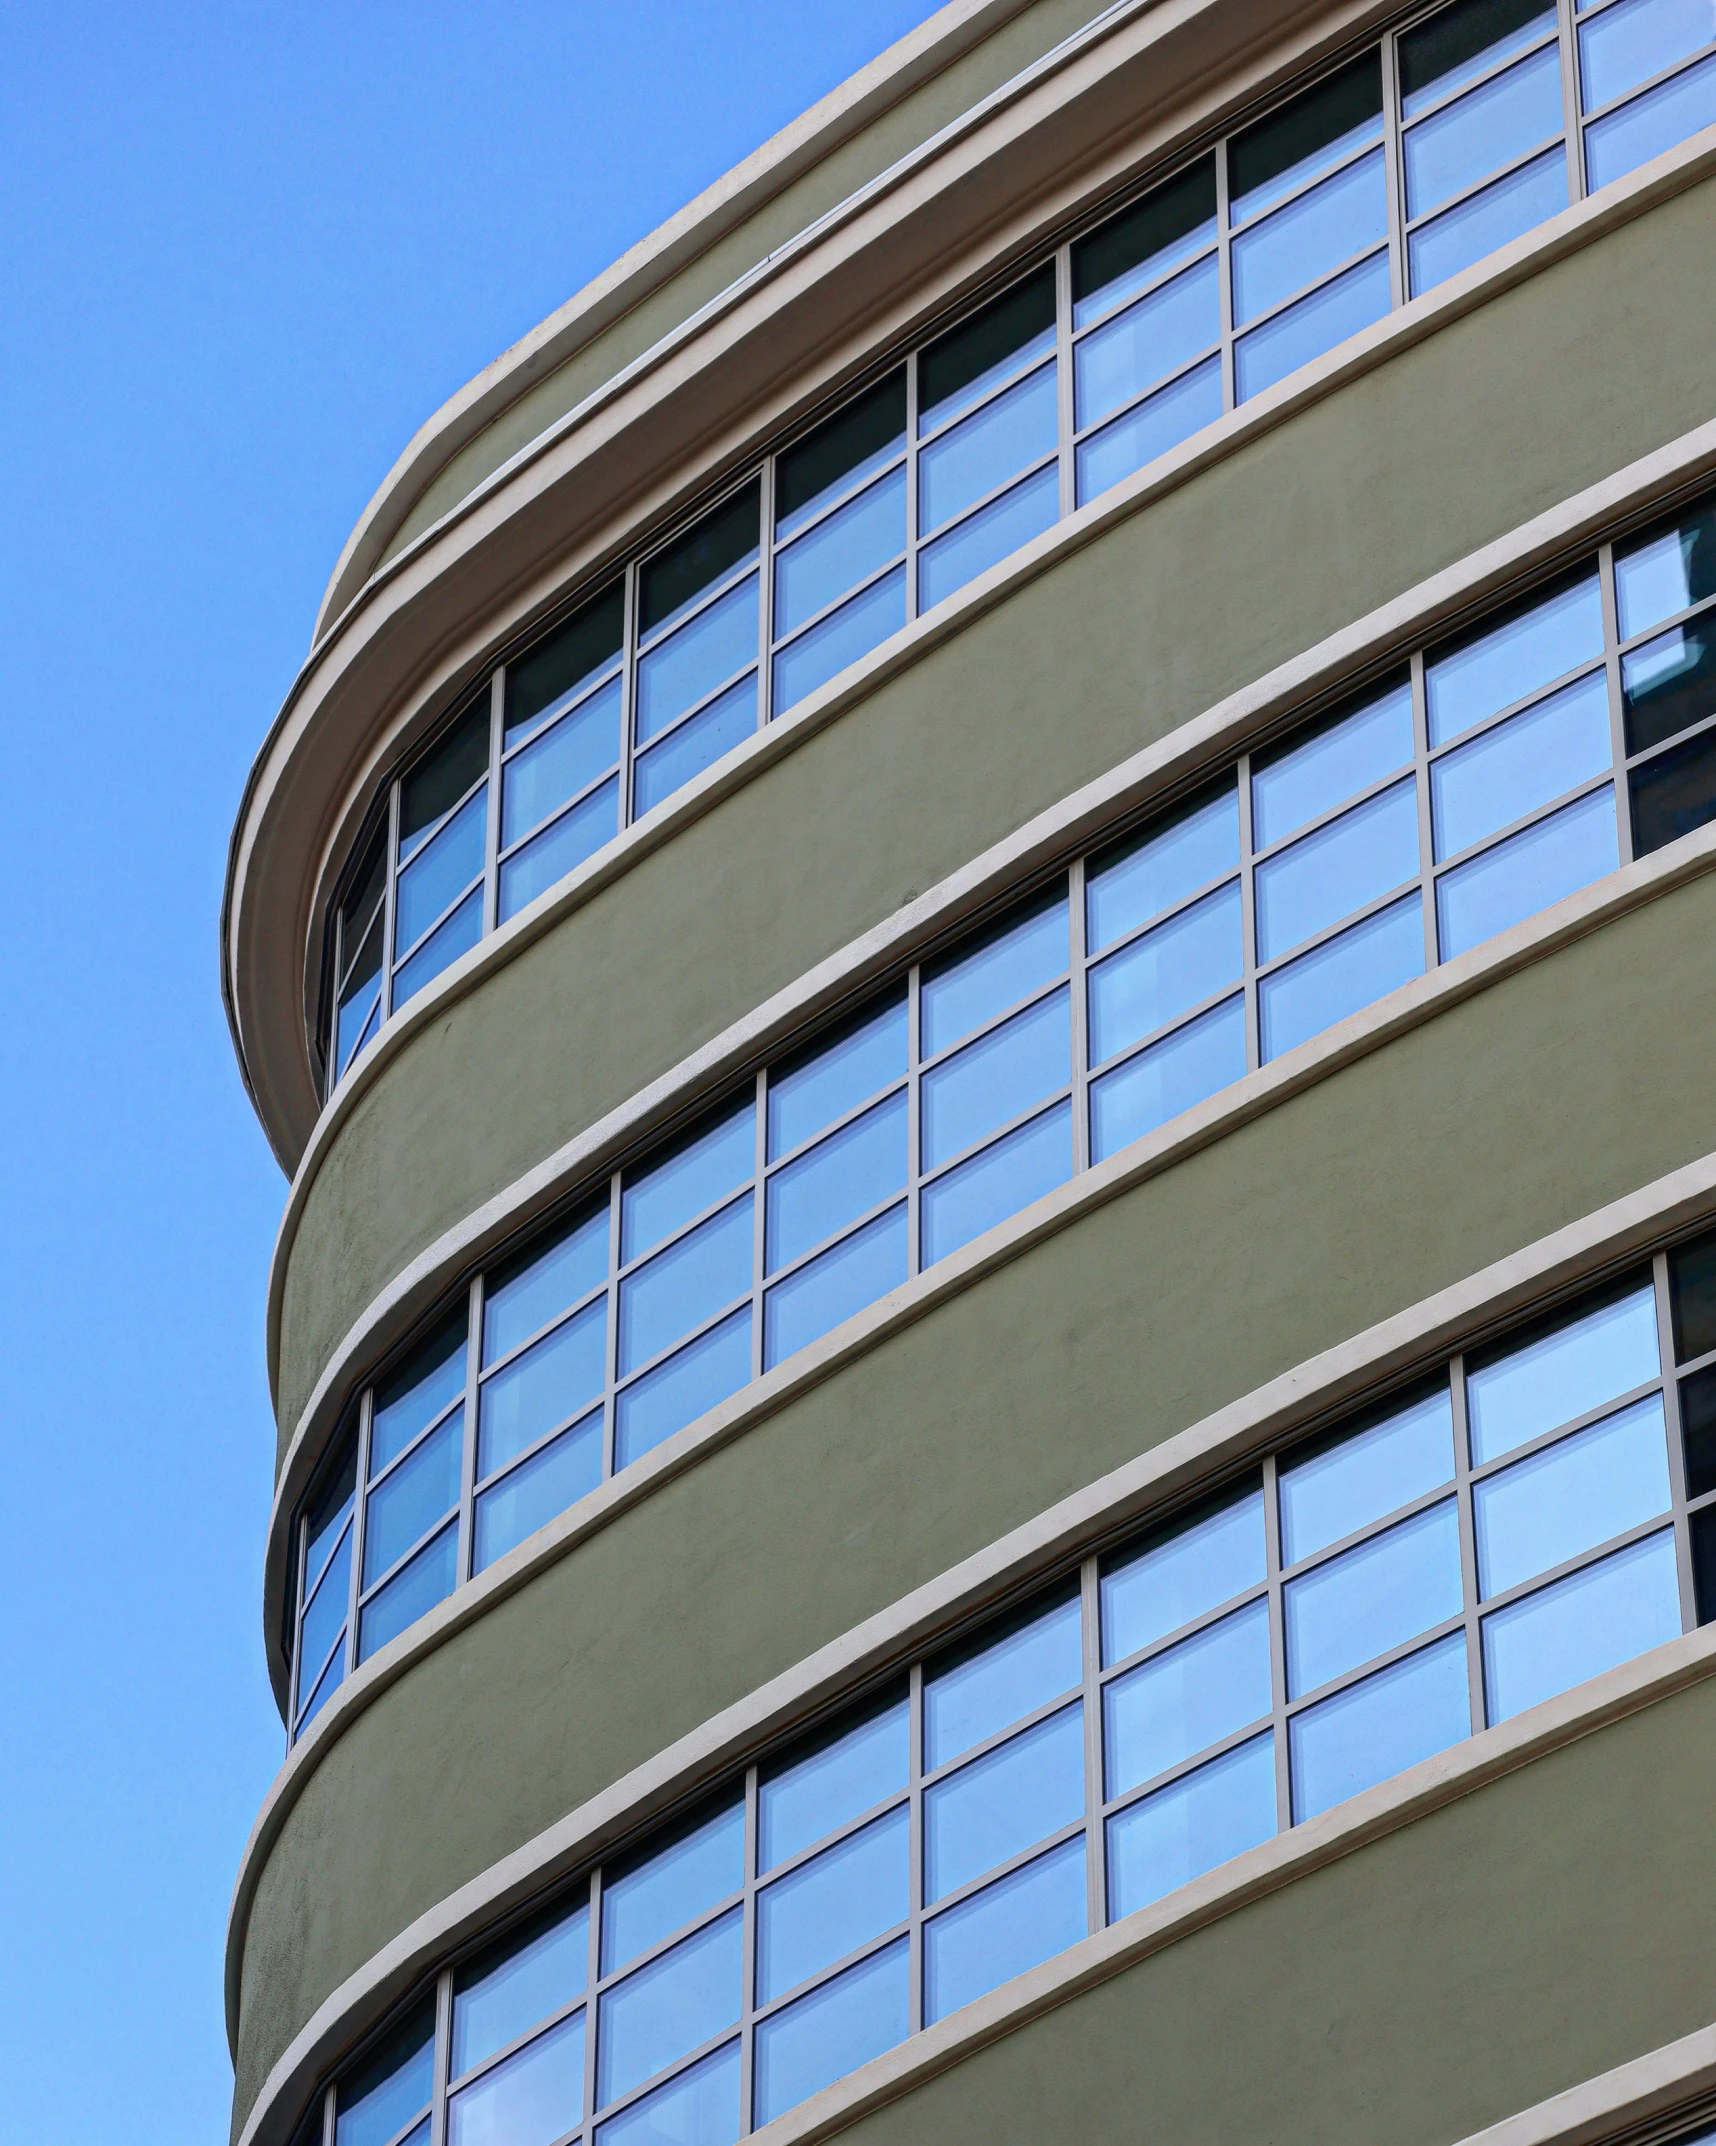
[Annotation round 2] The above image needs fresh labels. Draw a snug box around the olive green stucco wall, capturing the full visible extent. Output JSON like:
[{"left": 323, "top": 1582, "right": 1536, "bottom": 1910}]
[
  {"left": 275, "top": 174, "right": 1716, "bottom": 1454},
  {"left": 380, "top": 0, "right": 1107, "bottom": 563},
  {"left": 235, "top": 865, "right": 1716, "bottom": 2129}
]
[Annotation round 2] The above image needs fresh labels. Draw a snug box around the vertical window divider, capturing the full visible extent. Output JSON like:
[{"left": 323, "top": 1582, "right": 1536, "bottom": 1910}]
[
  {"left": 619, "top": 562, "right": 640, "bottom": 836},
  {"left": 1380, "top": 28, "right": 1409, "bottom": 309},
  {"left": 1079, "top": 1553, "right": 1106, "bottom": 1934},
  {"left": 482, "top": 671, "right": 504, "bottom": 934},
  {"left": 1654, "top": 1252, "right": 1699, "bottom": 1630},
  {"left": 1598, "top": 538, "right": 1635, "bottom": 865},
  {"left": 1260, "top": 1451, "right": 1292, "bottom": 1832},
  {"left": 583, "top": 1866, "right": 604, "bottom": 2135},
  {"left": 1068, "top": 859, "right": 1092, "bottom": 1174},
  {"left": 1214, "top": 140, "right": 1236, "bottom": 415},
  {"left": 429, "top": 1964, "right": 454, "bottom": 2146},
  {"left": 1410, "top": 650, "right": 1439, "bottom": 969},
  {"left": 739, "top": 1761, "right": 761, "bottom": 2134},
  {"left": 907, "top": 1659, "right": 926, "bottom": 2035},
  {"left": 321, "top": 2079, "right": 336, "bottom": 2146},
  {"left": 458, "top": 1276, "right": 483, "bottom": 1586},
  {"left": 758, "top": 461, "right": 777, "bottom": 731},
  {"left": 348, "top": 1388, "right": 375, "bottom": 1680},
  {"left": 1556, "top": 0, "right": 1586, "bottom": 202},
  {"left": 288, "top": 1513, "right": 308, "bottom": 1737},
  {"left": 904, "top": 354, "right": 921, "bottom": 625},
  {"left": 1054, "top": 244, "right": 1077, "bottom": 520},
  {"left": 602, "top": 1173, "right": 623, "bottom": 1484},
  {"left": 751, "top": 1071, "right": 768, "bottom": 1383},
  {"left": 906, "top": 964, "right": 924, "bottom": 1280},
  {"left": 1235, "top": 752, "right": 1262, "bottom": 1073},
  {"left": 379, "top": 781, "right": 402, "bottom": 1022},
  {"left": 1448, "top": 1355, "right": 1486, "bottom": 1733}
]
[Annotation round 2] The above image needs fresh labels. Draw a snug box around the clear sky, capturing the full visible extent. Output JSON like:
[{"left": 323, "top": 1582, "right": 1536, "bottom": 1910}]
[{"left": 0, "top": 4, "right": 935, "bottom": 2136}]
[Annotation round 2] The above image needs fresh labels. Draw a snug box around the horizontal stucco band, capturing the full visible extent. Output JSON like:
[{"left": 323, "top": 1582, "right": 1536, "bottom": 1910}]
[
  {"left": 1451, "top": 2031, "right": 1716, "bottom": 2146},
  {"left": 233, "top": 1128, "right": 1716, "bottom": 2075},
  {"left": 235, "top": 1568, "right": 1716, "bottom": 2146}
]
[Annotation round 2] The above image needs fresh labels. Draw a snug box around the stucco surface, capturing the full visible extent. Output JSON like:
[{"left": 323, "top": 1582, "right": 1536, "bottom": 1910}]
[
  {"left": 236, "top": 867, "right": 1716, "bottom": 2128},
  {"left": 274, "top": 173, "right": 1716, "bottom": 1454}
]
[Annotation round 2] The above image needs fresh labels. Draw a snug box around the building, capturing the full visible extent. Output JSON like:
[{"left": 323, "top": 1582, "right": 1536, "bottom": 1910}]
[{"left": 219, "top": 3, "right": 1716, "bottom": 2144}]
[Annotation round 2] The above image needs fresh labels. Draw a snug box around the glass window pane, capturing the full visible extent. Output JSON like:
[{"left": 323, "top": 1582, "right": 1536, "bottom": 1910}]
[
  {"left": 298, "top": 1639, "right": 346, "bottom": 1734},
  {"left": 1075, "top": 355, "right": 1224, "bottom": 505},
  {"left": 395, "top": 785, "right": 486, "bottom": 956},
  {"left": 337, "top": 914, "right": 384, "bottom": 1077},
  {"left": 400, "top": 703, "right": 488, "bottom": 858},
  {"left": 335, "top": 2002, "right": 436, "bottom": 2146},
  {"left": 918, "top": 463, "right": 1061, "bottom": 611},
  {"left": 618, "top": 1196, "right": 752, "bottom": 1378},
  {"left": 602, "top": 1802, "right": 744, "bottom": 1976},
  {"left": 623, "top": 1103, "right": 754, "bottom": 1263},
  {"left": 1074, "top": 255, "right": 1219, "bottom": 431},
  {"left": 919, "top": 267, "right": 1056, "bottom": 434},
  {"left": 1482, "top": 1529, "right": 1681, "bottom": 1720},
  {"left": 919, "top": 364, "right": 1058, "bottom": 537},
  {"left": 363, "top": 1410, "right": 462, "bottom": 1588},
  {"left": 1102, "top": 1482, "right": 1265, "bottom": 1664},
  {"left": 1581, "top": 0, "right": 1716, "bottom": 112},
  {"left": 763, "top": 1204, "right": 907, "bottom": 1368},
  {"left": 1475, "top": 1394, "right": 1670, "bottom": 1598},
  {"left": 775, "top": 467, "right": 905, "bottom": 638},
  {"left": 304, "top": 1433, "right": 358, "bottom": 1595},
  {"left": 1106, "top": 1733, "right": 1276, "bottom": 1917},
  {"left": 614, "top": 1307, "right": 752, "bottom": 1469},
  {"left": 773, "top": 565, "right": 906, "bottom": 715},
  {"left": 1089, "top": 994, "right": 1248, "bottom": 1161},
  {"left": 1399, "top": 0, "right": 1558, "bottom": 118},
  {"left": 1255, "top": 778, "right": 1420, "bottom": 963},
  {"left": 640, "top": 486, "right": 759, "bottom": 641},
  {"left": 1435, "top": 784, "right": 1618, "bottom": 957},
  {"left": 358, "top": 1521, "right": 458, "bottom": 1661},
  {"left": 1432, "top": 669, "right": 1611, "bottom": 859},
  {"left": 499, "top": 777, "right": 620, "bottom": 923},
  {"left": 757, "top": 1806, "right": 909, "bottom": 2003},
  {"left": 479, "top": 1299, "right": 605, "bottom": 1478},
  {"left": 502, "top": 676, "right": 621, "bottom": 848},
  {"left": 1088, "top": 786, "right": 1239, "bottom": 955},
  {"left": 752, "top": 1941, "right": 908, "bottom": 2129},
  {"left": 922, "top": 1836, "right": 1087, "bottom": 2024},
  {"left": 393, "top": 884, "right": 483, "bottom": 1008},
  {"left": 1631, "top": 723, "right": 1716, "bottom": 855},
  {"left": 635, "top": 575, "right": 758, "bottom": 744},
  {"left": 1671, "top": 1226, "right": 1716, "bottom": 1361},
  {"left": 769, "top": 994, "right": 907, "bottom": 1161},
  {"left": 1614, "top": 491, "right": 1716, "bottom": 637},
  {"left": 1234, "top": 248, "right": 1393, "bottom": 400},
  {"left": 1105, "top": 1599, "right": 1271, "bottom": 1796},
  {"left": 1232, "top": 147, "right": 1388, "bottom": 326},
  {"left": 1622, "top": 614, "right": 1716, "bottom": 754},
  {"left": 1466, "top": 1282, "right": 1660, "bottom": 1462},
  {"left": 632, "top": 674, "right": 758, "bottom": 817},
  {"left": 767, "top": 1091, "right": 907, "bottom": 1272},
  {"left": 925, "top": 1588, "right": 1083, "bottom": 1770},
  {"left": 454, "top": 1899, "right": 590, "bottom": 2077},
  {"left": 298, "top": 1528, "right": 351, "bottom": 1710},
  {"left": 1290, "top": 1632, "right": 1470, "bottom": 1819},
  {"left": 473, "top": 1412, "right": 603, "bottom": 1573},
  {"left": 1230, "top": 52, "right": 1384, "bottom": 224},
  {"left": 1252, "top": 677, "right": 1414, "bottom": 850},
  {"left": 506, "top": 583, "right": 624, "bottom": 746},
  {"left": 1280, "top": 1387, "right": 1455, "bottom": 1565},
  {"left": 776, "top": 372, "right": 907, "bottom": 540},
  {"left": 1285, "top": 1499, "right": 1462, "bottom": 1697},
  {"left": 1404, "top": 43, "right": 1564, "bottom": 218},
  {"left": 1073, "top": 157, "right": 1217, "bottom": 327},
  {"left": 925, "top": 1703, "right": 1084, "bottom": 1902},
  {"left": 594, "top": 2042, "right": 738, "bottom": 2146},
  {"left": 920, "top": 1100, "right": 1073, "bottom": 1266},
  {"left": 1259, "top": 893, "right": 1425, "bottom": 1060},
  {"left": 922, "top": 893, "right": 1069, "bottom": 1057},
  {"left": 484, "top": 1205, "right": 609, "bottom": 1367},
  {"left": 1426, "top": 573, "right": 1604, "bottom": 746},
  {"left": 759, "top": 1691, "right": 910, "bottom": 1872},
  {"left": 448, "top": 2010, "right": 584, "bottom": 2146},
  {"left": 1088, "top": 883, "right": 1242, "bottom": 1065},
  {"left": 339, "top": 825, "right": 388, "bottom": 959},
  {"left": 922, "top": 987, "right": 1071, "bottom": 1169},
  {"left": 597, "top": 1911, "right": 742, "bottom": 2109},
  {"left": 1408, "top": 144, "right": 1569, "bottom": 291}
]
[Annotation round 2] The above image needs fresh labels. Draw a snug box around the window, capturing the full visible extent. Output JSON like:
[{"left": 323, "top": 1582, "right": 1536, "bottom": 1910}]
[
  {"left": 317, "top": 0, "right": 1716, "bottom": 1096},
  {"left": 292, "top": 1227, "right": 1716, "bottom": 2141}
]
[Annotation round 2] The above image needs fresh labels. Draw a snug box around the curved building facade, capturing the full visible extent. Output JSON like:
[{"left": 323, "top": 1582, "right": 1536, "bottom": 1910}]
[{"left": 223, "top": 4, "right": 1716, "bottom": 2145}]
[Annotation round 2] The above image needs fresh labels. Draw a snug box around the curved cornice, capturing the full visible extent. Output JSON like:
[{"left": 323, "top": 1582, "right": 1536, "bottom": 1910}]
[{"left": 221, "top": 0, "right": 1406, "bottom": 1169}]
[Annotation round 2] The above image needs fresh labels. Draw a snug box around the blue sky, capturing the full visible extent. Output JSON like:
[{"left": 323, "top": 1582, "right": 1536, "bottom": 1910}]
[{"left": 0, "top": 4, "right": 933, "bottom": 2135}]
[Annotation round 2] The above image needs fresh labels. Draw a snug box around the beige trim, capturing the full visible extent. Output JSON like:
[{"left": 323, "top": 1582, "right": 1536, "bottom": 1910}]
[
  {"left": 1446, "top": 2030, "right": 1716, "bottom": 2146},
  {"left": 231, "top": 1139, "right": 1716, "bottom": 2068},
  {"left": 233, "top": 1512, "right": 1716, "bottom": 2146}
]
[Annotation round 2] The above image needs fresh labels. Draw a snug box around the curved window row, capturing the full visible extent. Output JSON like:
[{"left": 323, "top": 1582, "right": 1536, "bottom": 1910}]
[
  {"left": 319, "top": 0, "right": 1716, "bottom": 1096},
  {"left": 289, "top": 1224, "right": 1716, "bottom": 2146},
  {"left": 290, "top": 480, "right": 1716, "bottom": 1740}
]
